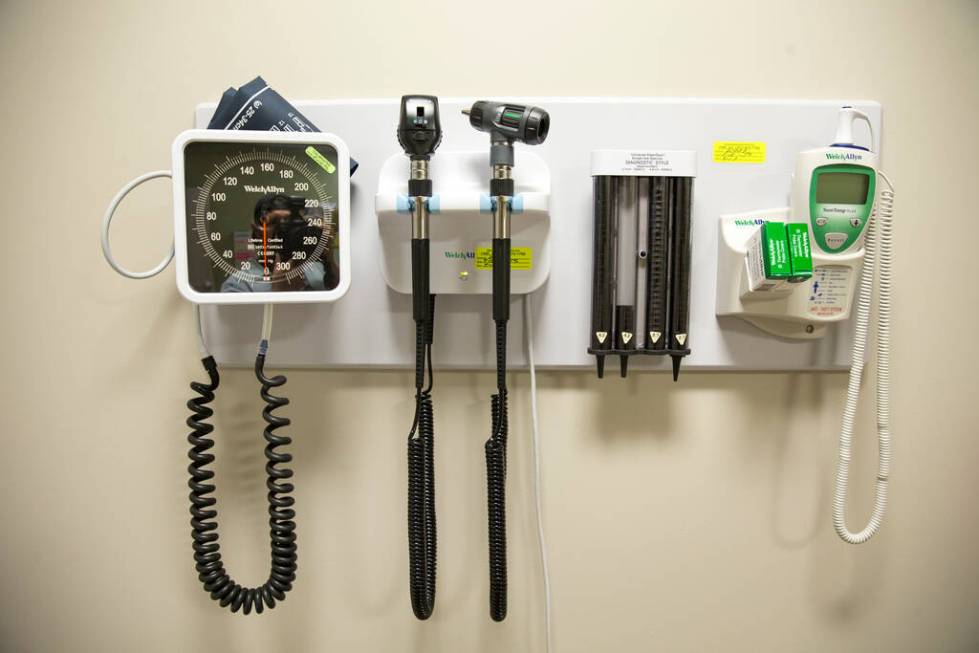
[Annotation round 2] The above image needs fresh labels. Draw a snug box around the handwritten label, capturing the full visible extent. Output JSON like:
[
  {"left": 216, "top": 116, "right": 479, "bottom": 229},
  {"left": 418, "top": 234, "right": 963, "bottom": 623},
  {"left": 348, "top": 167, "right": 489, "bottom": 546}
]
[
  {"left": 474, "top": 247, "right": 533, "bottom": 271},
  {"left": 713, "top": 141, "right": 766, "bottom": 164}
]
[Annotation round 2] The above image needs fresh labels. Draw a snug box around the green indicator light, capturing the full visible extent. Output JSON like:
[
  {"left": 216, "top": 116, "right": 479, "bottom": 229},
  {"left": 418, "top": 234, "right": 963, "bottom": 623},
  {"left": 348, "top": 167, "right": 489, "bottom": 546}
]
[{"left": 305, "top": 146, "right": 336, "bottom": 174}]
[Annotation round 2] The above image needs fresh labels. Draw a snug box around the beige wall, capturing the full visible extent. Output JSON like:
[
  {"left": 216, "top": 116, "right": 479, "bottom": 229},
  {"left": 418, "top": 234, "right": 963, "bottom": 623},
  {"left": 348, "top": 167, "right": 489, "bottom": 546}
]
[{"left": 1, "top": 0, "right": 977, "bottom": 651}]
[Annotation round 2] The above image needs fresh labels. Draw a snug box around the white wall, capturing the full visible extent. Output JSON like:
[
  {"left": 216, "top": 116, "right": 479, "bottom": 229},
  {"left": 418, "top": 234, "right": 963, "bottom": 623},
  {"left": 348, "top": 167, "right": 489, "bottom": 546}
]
[{"left": 0, "top": 1, "right": 976, "bottom": 651}]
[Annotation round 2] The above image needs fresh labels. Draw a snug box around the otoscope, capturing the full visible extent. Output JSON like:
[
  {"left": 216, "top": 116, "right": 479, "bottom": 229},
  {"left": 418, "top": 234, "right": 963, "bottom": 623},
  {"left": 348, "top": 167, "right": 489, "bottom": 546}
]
[
  {"left": 463, "top": 100, "right": 550, "bottom": 622},
  {"left": 398, "top": 95, "right": 442, "bottom": 620}
]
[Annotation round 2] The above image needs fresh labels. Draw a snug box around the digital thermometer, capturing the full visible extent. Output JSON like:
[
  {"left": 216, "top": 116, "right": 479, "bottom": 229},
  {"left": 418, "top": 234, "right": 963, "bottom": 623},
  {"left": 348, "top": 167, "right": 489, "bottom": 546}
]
[
  {"left": 790, "top": 107, "right": 878, "bottom": 255},
  {"left": 791, "top": 107, "right": 894, "bottom": 546},
  {"left": 171, "top": 130, "right": 351, "bottom": 304}
]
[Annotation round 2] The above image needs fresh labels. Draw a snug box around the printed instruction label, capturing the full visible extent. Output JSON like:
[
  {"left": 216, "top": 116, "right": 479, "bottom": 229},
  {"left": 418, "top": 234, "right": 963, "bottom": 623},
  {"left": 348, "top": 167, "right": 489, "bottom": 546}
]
[
  {"left": 474, "top": 247, "right": 533, "bottom": 271},
  {"left": 590, "top": 150, "right": 697, "bottom": 177},
  {"left": 807, "top": 266, "right": 851, "bottom": 317},
  {"left": 713, "top": 141, "right": 766, "bottom": 164}
]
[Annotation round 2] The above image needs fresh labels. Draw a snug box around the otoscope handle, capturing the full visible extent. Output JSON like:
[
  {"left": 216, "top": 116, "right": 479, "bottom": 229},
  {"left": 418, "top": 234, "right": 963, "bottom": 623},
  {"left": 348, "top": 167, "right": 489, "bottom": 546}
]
[
  {"left": 412, "top": 238, "right": 431, "bottom": 324},
  {"left": 492, "top": 238, "right": 511, "bottom": 322}
]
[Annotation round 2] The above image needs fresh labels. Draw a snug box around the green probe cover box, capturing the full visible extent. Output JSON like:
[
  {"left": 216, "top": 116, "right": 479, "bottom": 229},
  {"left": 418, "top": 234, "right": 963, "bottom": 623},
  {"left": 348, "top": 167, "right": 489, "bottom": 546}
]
[
  {"left": 745, "top": 221, "right": 812, "bottom": 292},
  {"left": 761, "top": 222, "right": 791, "bottom": 279},
  {"left": 746, "top": 221, "right": 789, "bottom": 291},
  {"left": 786, "top": 223, "right": 813, "bottom": 282}
]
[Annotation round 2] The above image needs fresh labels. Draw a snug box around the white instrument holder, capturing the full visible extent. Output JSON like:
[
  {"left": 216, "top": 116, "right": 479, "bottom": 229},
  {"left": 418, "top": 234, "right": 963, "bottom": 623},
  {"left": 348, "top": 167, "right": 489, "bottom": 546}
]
[{"left": 375, "top": 150, "right": 551, "bottom": 295}]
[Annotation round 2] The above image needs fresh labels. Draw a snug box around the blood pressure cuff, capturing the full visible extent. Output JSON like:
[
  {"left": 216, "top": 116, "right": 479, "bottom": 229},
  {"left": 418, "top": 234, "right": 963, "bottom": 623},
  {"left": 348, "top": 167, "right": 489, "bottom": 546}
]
[{"left": 207, "top": 76, "right": 359, "bottom": 175}]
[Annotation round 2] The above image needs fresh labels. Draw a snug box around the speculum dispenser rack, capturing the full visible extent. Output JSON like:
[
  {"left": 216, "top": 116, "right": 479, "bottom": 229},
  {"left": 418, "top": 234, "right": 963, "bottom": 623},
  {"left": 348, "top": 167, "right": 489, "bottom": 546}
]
[{"left": 588, "top": 150, "right": 696, "bottom": 380}]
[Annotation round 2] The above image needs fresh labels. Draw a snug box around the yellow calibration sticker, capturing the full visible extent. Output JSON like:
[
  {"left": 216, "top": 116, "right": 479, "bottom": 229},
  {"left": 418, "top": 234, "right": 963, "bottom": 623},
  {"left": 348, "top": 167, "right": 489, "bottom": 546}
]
[
  {"left": 474, "top": 247, "right": 533, "bottom": 271},
  {"left": 305, "top": 146, "right": 336, "bottom": 173},
  {"left": 713, "top": 141, "right": 766, "bottom": 164}
]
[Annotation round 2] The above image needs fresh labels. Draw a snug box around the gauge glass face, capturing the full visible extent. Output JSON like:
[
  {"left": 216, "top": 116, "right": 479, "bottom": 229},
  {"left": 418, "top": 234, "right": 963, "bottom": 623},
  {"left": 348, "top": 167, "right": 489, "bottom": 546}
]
[{"left": 183, "top": 141, "right": 341, "bottom": 294}]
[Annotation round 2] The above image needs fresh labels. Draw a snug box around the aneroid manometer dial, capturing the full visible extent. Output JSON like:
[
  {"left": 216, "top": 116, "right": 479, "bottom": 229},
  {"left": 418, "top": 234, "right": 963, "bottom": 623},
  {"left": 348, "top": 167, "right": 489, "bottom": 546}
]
[{"left": 172, "top": 130, "right": 351, "bottom": 304}]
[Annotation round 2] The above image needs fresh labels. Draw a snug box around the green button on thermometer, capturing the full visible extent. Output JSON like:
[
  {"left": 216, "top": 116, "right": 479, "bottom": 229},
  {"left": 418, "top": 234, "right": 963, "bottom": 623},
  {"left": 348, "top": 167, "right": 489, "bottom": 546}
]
[{"left": 790, "top": 108, "right": 878, "bottom": 254}]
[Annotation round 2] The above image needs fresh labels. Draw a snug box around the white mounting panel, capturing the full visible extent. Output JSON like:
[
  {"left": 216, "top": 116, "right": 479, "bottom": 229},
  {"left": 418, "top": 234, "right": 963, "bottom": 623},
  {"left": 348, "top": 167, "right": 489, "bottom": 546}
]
[{"left": 194, "top": 98, "right": 881, "bottom": 371}]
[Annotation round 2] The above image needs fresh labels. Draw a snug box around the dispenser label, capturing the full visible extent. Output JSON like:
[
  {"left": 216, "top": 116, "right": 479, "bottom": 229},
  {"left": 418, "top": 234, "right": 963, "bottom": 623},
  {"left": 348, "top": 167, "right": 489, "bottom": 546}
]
[
  {"left": 808, "top": 266, "right": 851, "bottom": 317},
  {"left": 713, "top": 141, "right": 766, "bottom": 164},
  {"left": 474, "top": 247, "right": 533, "bottom": 271},
  {"left": 590, "top": 150, "right": 697, "bottom": 176}
]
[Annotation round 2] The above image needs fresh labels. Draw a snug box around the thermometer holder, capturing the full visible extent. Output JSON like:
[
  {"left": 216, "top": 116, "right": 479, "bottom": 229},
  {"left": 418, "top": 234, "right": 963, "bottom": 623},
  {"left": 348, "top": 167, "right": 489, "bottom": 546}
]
[
  {"left": 375, "top": 150, "right": 551, "bottom": 295},
  {"left": 716, "top": 129, "right": 879, "bottom": 340},
  {"left": 715, "top": 209, "right": 864, "bottom": 339}
]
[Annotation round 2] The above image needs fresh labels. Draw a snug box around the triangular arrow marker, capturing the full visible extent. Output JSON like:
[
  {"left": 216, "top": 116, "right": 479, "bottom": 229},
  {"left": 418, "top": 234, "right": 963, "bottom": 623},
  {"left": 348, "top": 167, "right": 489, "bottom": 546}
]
[
  {"left": 675, "top": 333, "right": 687, "bottom": 346},
  {"left": 621, "top": 332, "right": 633, "bottom": 344},
  {"left": 649, "top": 331, "right": 661, "bottom": 343},
  {"left": 596, "top": 331, "right": 608, "bottom": 344}
]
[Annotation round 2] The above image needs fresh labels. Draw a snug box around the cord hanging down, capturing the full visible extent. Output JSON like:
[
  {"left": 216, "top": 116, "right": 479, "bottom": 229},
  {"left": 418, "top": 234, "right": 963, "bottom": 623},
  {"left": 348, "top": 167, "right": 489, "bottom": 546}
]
[
  {"left": 407, "top": 295, "right": 438, "bottom": 620},
  {"left": 832, "top": 173, "right": 893, "bottom": 544},
  {"left": 524, "top": 294, "right": 552, "bottom": 653},
  {"left": 486, "top": 316, "right": 510, "bottom": 622},
  {"left": 186, "top": 304, "right": 298, "bottom": 614}
]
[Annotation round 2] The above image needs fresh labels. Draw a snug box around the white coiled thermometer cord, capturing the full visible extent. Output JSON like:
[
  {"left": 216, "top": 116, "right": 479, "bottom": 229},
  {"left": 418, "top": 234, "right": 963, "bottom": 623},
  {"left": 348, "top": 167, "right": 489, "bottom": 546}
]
[{"left": 832, "top": 171, "right": 893, "bottom": 544}]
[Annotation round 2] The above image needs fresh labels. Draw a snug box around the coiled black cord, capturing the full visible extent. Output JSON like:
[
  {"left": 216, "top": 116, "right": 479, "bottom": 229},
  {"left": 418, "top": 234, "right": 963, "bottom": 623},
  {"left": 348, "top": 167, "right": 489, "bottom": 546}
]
[
  {"left": 187, "top": 353, "right": 297, "bottom": 615},
  {"left": 408, "top": 296, "right": 437, "bottom": 619},
  {"left": 486, "top": 320, "right": 509, "bottom": 622}
]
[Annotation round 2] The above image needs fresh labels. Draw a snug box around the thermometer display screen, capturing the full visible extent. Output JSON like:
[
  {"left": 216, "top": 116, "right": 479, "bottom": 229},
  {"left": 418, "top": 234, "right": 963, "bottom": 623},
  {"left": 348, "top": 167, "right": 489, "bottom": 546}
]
[
  {"left": 815, "top": 172, "right": 869, "bottom": 205},
  {"left": 183, "top": 141, "right": 341, "bottom": 294}
]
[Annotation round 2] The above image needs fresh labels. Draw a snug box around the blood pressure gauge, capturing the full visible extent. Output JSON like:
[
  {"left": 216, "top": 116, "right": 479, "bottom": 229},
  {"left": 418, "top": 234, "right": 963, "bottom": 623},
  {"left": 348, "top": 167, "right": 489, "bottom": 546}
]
[{"left": 172, "top": 130, "right": 351, "bottom": 304}]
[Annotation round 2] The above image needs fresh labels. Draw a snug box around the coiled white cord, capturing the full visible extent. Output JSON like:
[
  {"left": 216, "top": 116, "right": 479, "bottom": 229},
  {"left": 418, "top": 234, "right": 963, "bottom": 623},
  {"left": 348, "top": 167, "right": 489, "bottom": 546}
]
[
  {"left": 832, "top": 171, "right": 893, "bottom": 544},
  {"left": 259, "top": 304, "right": 275, "bottom": 355},
  {"left": 100, "top": 170, "right": 174, "bottom": 279},
  {"left": 523, "top": 294, "right": 552, "bottom": 653}
]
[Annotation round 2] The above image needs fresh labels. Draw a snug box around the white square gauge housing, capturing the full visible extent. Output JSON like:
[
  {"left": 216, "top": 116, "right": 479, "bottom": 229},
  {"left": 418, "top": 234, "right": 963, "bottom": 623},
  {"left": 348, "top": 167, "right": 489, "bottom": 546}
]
[{"left": 171, "top": 129, "right": 351, "bottom": 304}]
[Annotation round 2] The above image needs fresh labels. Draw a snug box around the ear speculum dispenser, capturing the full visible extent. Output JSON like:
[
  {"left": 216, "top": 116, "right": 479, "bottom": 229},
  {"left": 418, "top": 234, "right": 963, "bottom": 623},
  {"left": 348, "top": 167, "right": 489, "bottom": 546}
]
[{"left": 589, "top": 151, "right": 695, "bottom": 380}]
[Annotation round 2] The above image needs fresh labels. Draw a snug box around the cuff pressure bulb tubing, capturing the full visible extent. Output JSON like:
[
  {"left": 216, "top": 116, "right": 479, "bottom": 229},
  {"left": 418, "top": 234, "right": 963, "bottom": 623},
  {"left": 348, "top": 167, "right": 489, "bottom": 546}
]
[
  {"left": 464, "top": 100, "right": 550, "bottom": 622},
  {"left": 187, "top": 304, "right": 297, "bottom": 614},
  {"left": 398, "top": 95, "right": 442, "bottom": 619}
]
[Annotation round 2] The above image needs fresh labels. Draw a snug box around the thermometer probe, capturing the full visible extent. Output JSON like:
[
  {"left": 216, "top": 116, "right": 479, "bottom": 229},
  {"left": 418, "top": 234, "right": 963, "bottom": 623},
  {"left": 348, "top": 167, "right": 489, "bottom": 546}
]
[
  {"left": 398, "top": 95, "right": 442, "bottom": 620},
  {"left": 463, "top": 100, "right": 550, "bottom": 622}
]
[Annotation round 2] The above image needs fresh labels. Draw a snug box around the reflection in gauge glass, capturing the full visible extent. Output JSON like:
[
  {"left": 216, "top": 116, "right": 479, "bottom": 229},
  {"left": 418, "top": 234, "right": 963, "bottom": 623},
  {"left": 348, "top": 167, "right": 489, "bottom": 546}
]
[{"left": 183, "top": 142, "right": 341, "bottom": 294}]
